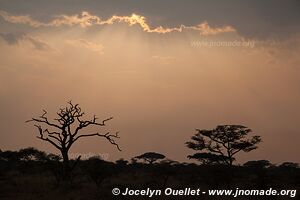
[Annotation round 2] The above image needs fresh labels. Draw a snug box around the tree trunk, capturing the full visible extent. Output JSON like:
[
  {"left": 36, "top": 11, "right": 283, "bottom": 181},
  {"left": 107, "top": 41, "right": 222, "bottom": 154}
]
[
  {"left": 227, "top": 149, "right": 233, "bottom": 166},
  {"left": 61, "top": 149, "right": 71, "bottom": 180},
  {"left": 229, "top": 158, "right": 233, "bottom": 166}
]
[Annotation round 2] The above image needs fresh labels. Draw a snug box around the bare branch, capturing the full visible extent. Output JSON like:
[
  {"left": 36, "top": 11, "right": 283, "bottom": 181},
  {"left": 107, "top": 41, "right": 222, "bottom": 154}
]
[
  {"left": 73, "top": 116, "right": 113, "bottom": 137},
  {"left": 34, "top": 125, "right": 62, "bottom": 150},
  {"left": 44, "top": 129, "right": 62, "bottom": 141},
  {"left": 26, "top": 110, "right": 61, "bottom": 129},
  {"left": 73, "top": 131, "right": 121, "bottom": 151}
]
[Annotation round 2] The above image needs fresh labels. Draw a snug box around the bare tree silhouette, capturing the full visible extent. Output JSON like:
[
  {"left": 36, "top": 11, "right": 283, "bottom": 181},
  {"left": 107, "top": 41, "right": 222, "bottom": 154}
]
[
  {"left": 186, "top": 125, "right": 261, "bottom": 166},
  {"left": 26, "top": 101, "right": 120, "bottom": 180}
]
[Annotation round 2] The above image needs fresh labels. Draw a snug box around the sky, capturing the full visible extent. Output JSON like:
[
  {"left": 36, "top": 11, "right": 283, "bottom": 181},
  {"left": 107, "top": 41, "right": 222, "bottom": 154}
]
[{"left": 0, "top": 0, "right": 300, "bottom": 164}]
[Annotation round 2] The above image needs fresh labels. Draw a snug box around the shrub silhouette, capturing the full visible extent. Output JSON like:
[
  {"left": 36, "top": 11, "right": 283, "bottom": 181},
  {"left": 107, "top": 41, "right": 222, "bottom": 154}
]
[
  {"left": 243, "top": 160, "right": 272, "bottom": 169},
  {"left": 0, "top": 146, "right": 299, "bottom": 200},
  {"left": 84, "top": 156, "right": 116, "bottom": 187}
]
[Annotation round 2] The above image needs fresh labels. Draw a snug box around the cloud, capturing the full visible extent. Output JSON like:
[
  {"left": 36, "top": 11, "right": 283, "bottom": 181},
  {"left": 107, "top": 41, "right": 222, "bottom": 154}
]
[
  {"left": 0, "top": 32, "right": 26, "bottom": 44},
  {"left": 26, "top": 37, "right": 53, "bottom": 51},
  {"left": 0, "top": 10, "right": 44, "bottom": 27},
  {"left": 0, "top": 32, "right": 54, "bottom": 51},
  {"left": 1, "top": 0, "right": 299, "bottom": 40},
  {"left": 66, "top": 39, "right": 104, "bottom": 54},
  {"left": 0, "top": 10, "right": 235, "bottom": 35}
]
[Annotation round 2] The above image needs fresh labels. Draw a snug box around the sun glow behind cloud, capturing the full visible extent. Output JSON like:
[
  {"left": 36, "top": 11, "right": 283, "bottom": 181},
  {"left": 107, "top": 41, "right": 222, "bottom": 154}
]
[{"left": 0, "top": 10, "right": 235, "bottom": 35}]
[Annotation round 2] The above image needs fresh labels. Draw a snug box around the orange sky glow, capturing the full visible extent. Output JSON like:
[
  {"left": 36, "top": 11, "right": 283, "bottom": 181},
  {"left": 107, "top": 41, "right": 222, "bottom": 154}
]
[{"left": 1, "top": 1, "right": 300, "bottom": 164}]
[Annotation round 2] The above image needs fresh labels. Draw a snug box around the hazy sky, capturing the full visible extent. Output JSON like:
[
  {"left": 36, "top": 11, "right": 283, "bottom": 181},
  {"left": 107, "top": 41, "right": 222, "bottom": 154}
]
[{"left": 0, "top": 0, "right": 300, "bottom": 164}]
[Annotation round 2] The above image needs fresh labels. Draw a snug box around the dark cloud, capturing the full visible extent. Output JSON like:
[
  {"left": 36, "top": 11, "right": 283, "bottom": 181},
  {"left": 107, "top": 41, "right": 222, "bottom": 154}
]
[
  {"left": 26, "top": 37, "right": 52, "bottom": 51},
  {"left": 0, "top": 32, "right": 53, "bottom": 51},
  {"left": 0, "top": 32, "right": 25, "bottom": 44},
  {"left": 0, "top": 0, "right": 299, "bottom": 39}
]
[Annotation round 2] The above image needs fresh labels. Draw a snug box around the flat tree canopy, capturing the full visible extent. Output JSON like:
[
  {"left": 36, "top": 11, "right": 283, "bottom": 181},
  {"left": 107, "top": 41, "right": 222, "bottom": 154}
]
[
  {"left": 186, "top": 125, "right": 261, "bottom": 166},
  {"left": 135, "top": 152, "right": 166, "bottom": 164}
]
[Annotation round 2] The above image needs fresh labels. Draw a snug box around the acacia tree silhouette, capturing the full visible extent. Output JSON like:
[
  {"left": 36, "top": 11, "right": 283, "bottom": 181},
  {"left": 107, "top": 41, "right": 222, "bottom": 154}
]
[
  {"left": 26, "top": 101, "right": 120, "bottom": 180},
  {"left": 135, "top": 152, "right": 166, "bottom": 164},
  {"left": 186, "top": 125, "right": 261, "bottom": 166}
]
